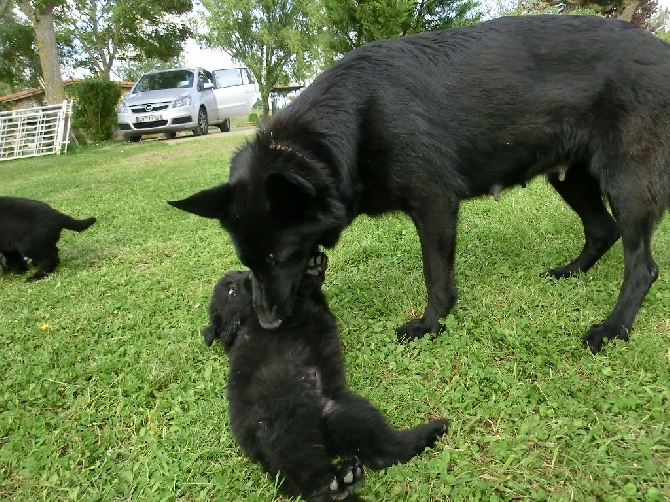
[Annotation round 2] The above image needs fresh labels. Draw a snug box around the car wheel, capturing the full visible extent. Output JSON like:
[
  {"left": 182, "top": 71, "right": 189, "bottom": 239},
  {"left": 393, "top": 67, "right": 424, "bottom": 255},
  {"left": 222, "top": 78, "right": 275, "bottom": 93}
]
[
  {"left": 219, "top": 118, "right": 231, "bottom": 132},
  {"left": 125, "top": 135, "right": 141, "bottom": 143},
  {"left": 193, "top": 107, "right": 209, "bottom": 136},
  {"left": 164, "top": 131, "right": 177, "bottom": 139}
]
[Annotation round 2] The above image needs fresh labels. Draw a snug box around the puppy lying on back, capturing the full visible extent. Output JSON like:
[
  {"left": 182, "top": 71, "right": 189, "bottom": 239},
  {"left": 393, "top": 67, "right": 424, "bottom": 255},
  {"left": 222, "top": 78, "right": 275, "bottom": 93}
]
[
  {"left": 203, "top": 253, "right": 448, "bottom": 502},
  {"left": 0, "top": 196, "right": 96, "bottom": 281}
]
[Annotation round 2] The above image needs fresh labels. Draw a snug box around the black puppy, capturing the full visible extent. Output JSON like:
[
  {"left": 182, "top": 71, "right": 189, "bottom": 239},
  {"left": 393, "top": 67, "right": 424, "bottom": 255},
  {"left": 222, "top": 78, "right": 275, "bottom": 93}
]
[
  {"left": 170, "top": 15, "right": 670, "bottom": 353},
  {"left": 204, "top": 254, "right": 448, "bottom": 502},
  {"left": 0, "top": 196, "right": 96, "bottom": 281}
]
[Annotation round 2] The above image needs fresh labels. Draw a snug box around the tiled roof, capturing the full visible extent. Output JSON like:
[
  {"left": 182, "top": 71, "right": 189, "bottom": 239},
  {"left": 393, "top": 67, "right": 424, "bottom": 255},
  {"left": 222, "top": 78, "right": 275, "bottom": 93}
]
[{"left": 0, "top": 79, "right": 135, "bottom": 103}]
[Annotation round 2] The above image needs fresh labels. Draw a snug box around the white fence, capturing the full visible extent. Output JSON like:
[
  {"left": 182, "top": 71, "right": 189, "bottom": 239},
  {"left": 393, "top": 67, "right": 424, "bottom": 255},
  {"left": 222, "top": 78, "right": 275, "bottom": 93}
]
[{"left": 0, "top": 100, "right": 73, "bottom": 162}]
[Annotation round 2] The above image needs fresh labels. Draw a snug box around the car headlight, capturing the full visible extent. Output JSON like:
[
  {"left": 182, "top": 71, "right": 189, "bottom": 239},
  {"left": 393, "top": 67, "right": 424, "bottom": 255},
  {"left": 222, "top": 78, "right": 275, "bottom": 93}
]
[
  {"left": 172, "top": 95, "right": 192, "bottom": 108},
  {"left": 117, "top": 101, "right": 130, "bottom": 113}
]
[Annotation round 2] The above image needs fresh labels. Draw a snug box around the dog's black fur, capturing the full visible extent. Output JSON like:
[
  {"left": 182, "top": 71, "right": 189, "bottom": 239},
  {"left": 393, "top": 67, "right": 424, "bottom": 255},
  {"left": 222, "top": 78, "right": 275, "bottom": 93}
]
[
  {"left": 0, "top": 196, "right": 96, "bottom": 281},
  {"left": 170, "top": 15, "right": 670, "bottom": 353},
  {"left": 203, "top": 254, "right": 448, "bottom": 502}
]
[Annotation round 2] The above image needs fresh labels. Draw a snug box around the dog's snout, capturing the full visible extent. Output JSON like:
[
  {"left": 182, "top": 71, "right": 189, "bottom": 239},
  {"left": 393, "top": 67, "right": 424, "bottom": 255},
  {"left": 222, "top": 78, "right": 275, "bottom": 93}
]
[
  {"left": 259, "top": 316, "right": 283, "bottom": 330},
  {"left": 256, "top": 303, "right": 283, "bottom": 329}
]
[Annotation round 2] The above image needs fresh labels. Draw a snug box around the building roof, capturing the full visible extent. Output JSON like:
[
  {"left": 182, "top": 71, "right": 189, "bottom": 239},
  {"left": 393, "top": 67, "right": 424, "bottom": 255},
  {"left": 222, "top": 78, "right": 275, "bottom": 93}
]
[{"left": 0, "top": 79, "right": 135, "bottom": 103}]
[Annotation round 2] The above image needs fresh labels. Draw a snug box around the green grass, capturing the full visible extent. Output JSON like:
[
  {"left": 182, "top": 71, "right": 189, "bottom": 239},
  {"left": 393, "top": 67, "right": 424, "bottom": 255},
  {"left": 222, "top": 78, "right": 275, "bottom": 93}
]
[{"left": 0, "top": 132, "right": 668, "bottom": 501}]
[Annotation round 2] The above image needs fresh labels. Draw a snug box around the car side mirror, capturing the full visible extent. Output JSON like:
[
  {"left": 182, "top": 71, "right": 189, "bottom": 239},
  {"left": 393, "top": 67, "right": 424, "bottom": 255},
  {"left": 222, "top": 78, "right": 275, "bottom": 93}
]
[{"left": 203, "top": 82, "right": 214, "bottom": 90}]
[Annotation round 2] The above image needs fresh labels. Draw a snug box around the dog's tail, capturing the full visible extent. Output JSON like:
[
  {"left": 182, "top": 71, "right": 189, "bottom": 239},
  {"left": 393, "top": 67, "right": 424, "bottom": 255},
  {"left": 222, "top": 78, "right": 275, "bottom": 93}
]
[{"left": 59, "top": 213, "right": 97, "bottom": 232}]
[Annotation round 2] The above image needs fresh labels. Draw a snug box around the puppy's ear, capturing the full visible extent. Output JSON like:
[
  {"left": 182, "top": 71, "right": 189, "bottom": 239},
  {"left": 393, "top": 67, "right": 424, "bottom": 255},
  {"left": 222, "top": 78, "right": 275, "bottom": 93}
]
[
  {"left": 202, "top": 325, "right": 216, "bottom": 347},
  {"left": 168, "top": 184, "right": 233, "bottom": 220},
  {"left": 265, "top": 172, "right": 316, "bottom": 220}
]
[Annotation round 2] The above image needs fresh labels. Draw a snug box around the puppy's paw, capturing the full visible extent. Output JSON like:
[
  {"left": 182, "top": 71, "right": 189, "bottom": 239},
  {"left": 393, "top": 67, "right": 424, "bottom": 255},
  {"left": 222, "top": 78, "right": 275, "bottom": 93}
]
[
  {"left": 306, "top": 252, "right": 328, "bottom": 277},
  {"left": 328, "top": 460, "right": 364, "bottom": 500},
  {"left": 421, "top": 419, "right": 449, "bottom": 449}
]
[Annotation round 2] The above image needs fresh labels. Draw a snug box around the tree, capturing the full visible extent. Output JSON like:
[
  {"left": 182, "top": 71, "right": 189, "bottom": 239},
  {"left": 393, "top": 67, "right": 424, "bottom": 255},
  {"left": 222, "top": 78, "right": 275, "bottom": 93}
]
[
  {"left": 322, "top": 0, "right": 481, "bottom": 57},
  {"left": 16, "top": 0, "right": 66, "bottom": 104},
  {"left": 508, "top": 1, "right": 659, "bottom": 28},
  {"left": 60, "top": 0, "right": 192, "bottom": 80},
  {"left": 0, "top": 9, "right": 41, "bottom": 90},
  {"left": 200, "top": 0, "right": 323, "bottom": 118}
]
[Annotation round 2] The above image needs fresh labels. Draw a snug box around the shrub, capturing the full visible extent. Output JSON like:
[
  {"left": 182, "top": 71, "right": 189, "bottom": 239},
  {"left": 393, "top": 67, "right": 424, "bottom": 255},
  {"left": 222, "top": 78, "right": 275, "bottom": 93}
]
[{"left": 69, "top": 79, "right": 122, "bottom": 142}]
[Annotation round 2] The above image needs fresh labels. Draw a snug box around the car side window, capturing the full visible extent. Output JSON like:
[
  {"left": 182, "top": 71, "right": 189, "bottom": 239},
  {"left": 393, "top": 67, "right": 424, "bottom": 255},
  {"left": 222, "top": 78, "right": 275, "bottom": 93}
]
[
  {"left": 198, "top": 70, "right": 214, "bottom": 91},
  {"left": 214, "top": 69, "right": 245, "bottom": 88},
  {"left": 243, "top": 69, "right": 255, "bottom": 85}
]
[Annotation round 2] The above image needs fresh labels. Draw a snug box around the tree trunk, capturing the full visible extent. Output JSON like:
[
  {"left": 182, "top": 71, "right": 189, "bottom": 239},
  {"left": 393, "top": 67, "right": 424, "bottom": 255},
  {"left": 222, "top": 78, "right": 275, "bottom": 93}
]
[
  {"left": 18, "top": 1, "right": 65, "bottom": 104},
  {"left": 261, "top": 87, "right": 270, "bottom": 118}
]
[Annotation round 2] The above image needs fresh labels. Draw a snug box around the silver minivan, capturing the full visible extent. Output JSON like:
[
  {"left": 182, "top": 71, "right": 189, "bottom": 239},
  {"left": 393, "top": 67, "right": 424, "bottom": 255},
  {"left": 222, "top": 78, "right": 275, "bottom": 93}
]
[{"left": 117, "top": 67, "right": 257, "bottom": 142}]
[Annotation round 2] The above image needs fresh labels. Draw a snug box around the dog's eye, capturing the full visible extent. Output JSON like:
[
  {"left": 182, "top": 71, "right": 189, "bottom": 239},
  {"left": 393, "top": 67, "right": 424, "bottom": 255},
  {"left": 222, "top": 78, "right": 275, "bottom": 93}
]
[
  {"left": 266, "top": 253, "right": 277, "bottom": 266},
  {"left": 227, "top": 286, "right": 236, "bottom": 296}
]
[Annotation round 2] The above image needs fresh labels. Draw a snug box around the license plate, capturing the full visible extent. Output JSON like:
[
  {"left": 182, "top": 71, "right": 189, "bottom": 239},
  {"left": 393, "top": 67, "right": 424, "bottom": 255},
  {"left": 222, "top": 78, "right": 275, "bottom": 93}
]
[{"left": 137, "top": 114, "right": 160, "bottom": 123}]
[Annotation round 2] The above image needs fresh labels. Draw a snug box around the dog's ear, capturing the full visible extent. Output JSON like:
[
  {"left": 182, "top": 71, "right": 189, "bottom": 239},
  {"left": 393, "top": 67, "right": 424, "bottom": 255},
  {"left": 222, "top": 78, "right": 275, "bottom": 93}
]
[
  {"left": 168, "top": 184, "right": 233, "bottom": 220},
  {"left": 265, "top": 172, "right": 316, "bottom": 220}
]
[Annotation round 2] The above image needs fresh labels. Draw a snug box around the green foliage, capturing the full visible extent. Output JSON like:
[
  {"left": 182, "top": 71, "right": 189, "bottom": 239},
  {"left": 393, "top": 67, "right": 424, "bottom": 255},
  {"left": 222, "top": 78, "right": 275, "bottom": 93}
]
[
  {"left": 59, "top": 0, "right": 192, "bottom": 79},
  {"left": 69, "top": 78, "right": 122, "bottom": 141},
  {"left": 0, "top": 133, "right": 668, "bottom": 500},
  {"left": 498, "top": 0, "right": 597, "bottom": 16},
  {"left": 0, "top": 9, "right": 41, "bottom": 90},
  {"left": 322, "top": 0, "right": 481, "bottom": 56},
  {"left": 115, "top": 54, "right": 187, "bottom": 83},
  {"left": 504, "top": 0, "right": 659, "bottom": 27},
  {"left": 200, "top": 0, "right": 323, "bottom": 117}
]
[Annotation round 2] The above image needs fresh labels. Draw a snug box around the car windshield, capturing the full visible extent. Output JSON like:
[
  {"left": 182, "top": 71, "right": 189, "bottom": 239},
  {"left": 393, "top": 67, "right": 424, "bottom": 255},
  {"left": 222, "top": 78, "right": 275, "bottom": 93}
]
[{"left": 133, "top": 70, "right": 194, "bottom": 93}]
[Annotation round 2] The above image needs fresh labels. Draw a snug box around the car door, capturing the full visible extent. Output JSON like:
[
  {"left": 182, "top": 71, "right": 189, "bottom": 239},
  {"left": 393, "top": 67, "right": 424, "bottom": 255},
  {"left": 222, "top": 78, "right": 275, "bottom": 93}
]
[
  {"left": 198, "top": 69, "right": 219, "bottom": 121},
  {"left": 212, "top": 68, "right": 257, "bottom": 119}
]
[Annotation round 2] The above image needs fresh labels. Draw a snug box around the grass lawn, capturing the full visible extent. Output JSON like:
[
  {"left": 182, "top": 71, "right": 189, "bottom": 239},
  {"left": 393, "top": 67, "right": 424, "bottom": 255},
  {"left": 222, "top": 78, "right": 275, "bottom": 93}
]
[{"left": 0, "top": 131, "right": 668, "bottom": 501}]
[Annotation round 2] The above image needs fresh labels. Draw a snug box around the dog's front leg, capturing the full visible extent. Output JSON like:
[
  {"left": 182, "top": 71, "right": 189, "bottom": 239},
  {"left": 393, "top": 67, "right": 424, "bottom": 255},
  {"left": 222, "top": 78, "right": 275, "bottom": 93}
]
[{"left": 397, "top": 199, "right": 460, "bottom": 342}]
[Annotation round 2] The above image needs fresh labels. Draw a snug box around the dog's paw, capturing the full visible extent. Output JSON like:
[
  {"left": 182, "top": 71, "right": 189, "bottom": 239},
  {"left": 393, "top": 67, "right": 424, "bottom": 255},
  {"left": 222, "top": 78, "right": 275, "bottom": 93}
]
[
  {"left": 582, "top": 323, "right": 629, "bottom": 354},
  {"left": 396, "top": 319, "right": 437, "bottom": 343},
  {"left": 545, "top": 266, "right": 578, "bottom": 279},
  {"left": 328, "top": 460, "right": 364, "bottom": 500}
]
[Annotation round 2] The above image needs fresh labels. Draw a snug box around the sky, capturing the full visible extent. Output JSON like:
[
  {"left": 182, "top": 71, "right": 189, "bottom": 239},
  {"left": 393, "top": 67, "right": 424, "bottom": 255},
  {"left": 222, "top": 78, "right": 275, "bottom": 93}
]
[{"left": 182, "top": 40, "right": 235, "bottom": 70}]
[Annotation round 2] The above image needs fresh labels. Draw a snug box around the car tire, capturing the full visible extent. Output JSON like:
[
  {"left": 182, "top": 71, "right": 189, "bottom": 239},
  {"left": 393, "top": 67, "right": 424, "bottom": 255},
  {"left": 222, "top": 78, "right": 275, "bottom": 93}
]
[
  {"left": 219, "top": 118, "right": 231, "bottom": 132},
  {"left": 164, "top": 132, "right": 177, "bottom": 139},
  {"left": 125, "top": 135, "right": 141, "bottom": 143},
  {"left": 193, "top": 107, "right": 209, "bottom": 136}
]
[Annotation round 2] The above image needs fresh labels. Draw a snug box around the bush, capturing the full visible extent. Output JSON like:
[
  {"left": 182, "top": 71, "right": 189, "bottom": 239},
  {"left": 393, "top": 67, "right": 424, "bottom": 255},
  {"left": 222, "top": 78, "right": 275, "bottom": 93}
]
[{"left": 69, "top": 79, "right": 122, "bottom": 142}]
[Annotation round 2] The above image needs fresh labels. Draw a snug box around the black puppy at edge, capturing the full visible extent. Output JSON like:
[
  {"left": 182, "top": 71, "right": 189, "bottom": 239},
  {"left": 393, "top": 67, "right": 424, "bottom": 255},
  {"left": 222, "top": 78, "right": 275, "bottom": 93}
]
[
  {"left": 169, "top": 15, "right": 670, "bottom": 353},
  {"left": 0, "top": 196, "right": 96, "bottom": 281},
  {"left": 203, "top": 253, "right": 448, "bottom": 502}
]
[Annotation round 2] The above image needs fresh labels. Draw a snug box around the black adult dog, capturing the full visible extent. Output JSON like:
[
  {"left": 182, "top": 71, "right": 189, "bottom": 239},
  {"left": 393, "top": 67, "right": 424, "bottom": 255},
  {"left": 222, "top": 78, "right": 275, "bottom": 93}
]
[
  {"left": 0, "top": 196, "right": 96, "bottom": 281},
  {"left": 203, "top": 253, "right": 448, "bottom": 502},
  {"left": 170, "top": 15, "right": 670, "bottom": 353}
]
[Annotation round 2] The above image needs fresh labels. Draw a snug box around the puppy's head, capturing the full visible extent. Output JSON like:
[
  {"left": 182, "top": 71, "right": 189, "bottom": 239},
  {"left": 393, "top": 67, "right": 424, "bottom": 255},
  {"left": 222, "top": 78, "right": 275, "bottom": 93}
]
[{"left": 203, "top": 270, "right": 253, "bottom": 350}]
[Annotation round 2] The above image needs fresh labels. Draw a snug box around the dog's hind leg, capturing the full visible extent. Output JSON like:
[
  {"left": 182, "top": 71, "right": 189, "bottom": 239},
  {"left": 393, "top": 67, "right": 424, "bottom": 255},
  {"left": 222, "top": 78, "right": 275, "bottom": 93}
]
[
  {"left": 253, "top": 391, "right": 364, "bottom": 501},
  {"left": 25, "top": 245, "right": 60, "bottom": 281},
  {"left": 581, "top": 194, "right": 660, "bottom": 353},
  {"left": 324, "top": 392, "right": 448, "bottom": 470},
  {"left": 547, "top": 163, "right": 620, "bottom": 278}
]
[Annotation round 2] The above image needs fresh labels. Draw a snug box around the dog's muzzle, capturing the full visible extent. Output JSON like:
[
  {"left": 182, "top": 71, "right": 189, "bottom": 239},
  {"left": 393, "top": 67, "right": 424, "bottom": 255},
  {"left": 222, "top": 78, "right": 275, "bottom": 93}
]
[{"left": 258, "top": 314, "right": 283, "bottom": 330}]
